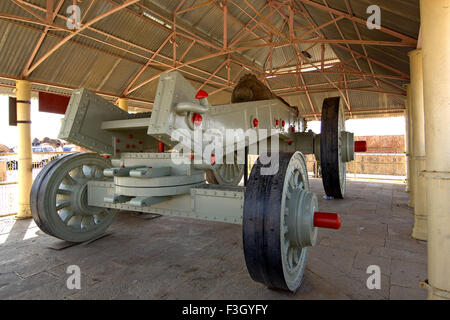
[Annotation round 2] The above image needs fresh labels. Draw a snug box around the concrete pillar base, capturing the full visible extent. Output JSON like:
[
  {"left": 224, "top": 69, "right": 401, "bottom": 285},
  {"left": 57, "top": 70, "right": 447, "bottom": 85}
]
[
  {"left": 428, "top": 291, "right": 450, "bottom": 300},
  {"left": 411, "top": 214, "right": 427, "bottom": 241},
  {"left": 14, "top": 212, "right": 32, "bottom": 220},
  {"left": 412, "top": 157, "right": 427, "bottom": 239},
  {"left": 420, "top": 281, "right": 450, "bottom": 300},
  {"left": 426, "top": 176, "right": 450, "bottom": 299}
]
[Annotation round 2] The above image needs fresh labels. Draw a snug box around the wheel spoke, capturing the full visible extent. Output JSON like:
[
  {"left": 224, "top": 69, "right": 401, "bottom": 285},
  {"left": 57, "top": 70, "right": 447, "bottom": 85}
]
[
  {"left": 60, "top": 209, "right": 75, "bottom": 223},
  {"left": 285, "top": 189, "right": 291, "bottom": 200},
  {"left": 289, "top": 174, "right": 295, "bottom": 188},
  {"left": 56, "top": 201, "right": 71, "bottom": 211},
  {"left": 72, "top": 167, "right": 86, "bottom": 181},
  {"left": 57, "top": 188, "right": 72, "bottom": 196},
  {"left": 67, "top": 215, "right": 83, "bottom": 229},
  {"left": 287, "top": 247, "right": 294, "bottom": 268},
  {"left": 293, "top": 248, "right": 300, "bottom": 265},
  {"left": 81, "top": 216, "right": 95, "bottom": 230},
  {"left": 63, "top": 174, "right": 79, "bottom": 186},
  {"left": 93, "top": 212, "right": 106, "bottom": 224}
]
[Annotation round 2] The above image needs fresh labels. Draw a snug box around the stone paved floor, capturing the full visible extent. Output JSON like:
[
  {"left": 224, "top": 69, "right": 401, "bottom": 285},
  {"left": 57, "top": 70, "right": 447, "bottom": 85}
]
[{"left": 0, "top": 179, "right": 427, "bottom": 300}]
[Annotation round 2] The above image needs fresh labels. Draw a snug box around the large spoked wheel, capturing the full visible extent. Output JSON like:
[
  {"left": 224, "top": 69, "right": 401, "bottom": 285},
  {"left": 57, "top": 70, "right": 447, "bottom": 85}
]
[
  {"left": 243, "top": 152, "right": 318, "bottom": 292},
  {"left": 205, "top": 152, "right": 244, "bottom": 185},
  {"left": 31, "top": 153, "right": 118, "bottom": 242},
  {"left": 320, "top": 97, "right": 346, "bottom": 199}
]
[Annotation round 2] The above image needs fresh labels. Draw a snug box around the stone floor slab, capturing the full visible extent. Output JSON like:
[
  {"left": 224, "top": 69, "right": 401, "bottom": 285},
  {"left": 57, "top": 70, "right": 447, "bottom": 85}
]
[{"left": 0, "top": 179, "right": 427, "bottom": 299}]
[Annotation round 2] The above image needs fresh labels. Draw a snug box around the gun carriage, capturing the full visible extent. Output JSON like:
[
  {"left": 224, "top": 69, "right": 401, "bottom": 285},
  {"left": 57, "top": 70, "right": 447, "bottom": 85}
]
[{"left": 31, "top": 71, "right": 365, "bottom": 292}]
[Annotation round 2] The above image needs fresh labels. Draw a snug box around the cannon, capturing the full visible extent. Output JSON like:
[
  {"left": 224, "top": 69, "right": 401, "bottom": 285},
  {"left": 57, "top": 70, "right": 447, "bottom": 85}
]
[
  {"left": 226, "top": 74, "right": 367, "bottom": 198},
  {"left": 31, "top": 71, "right": 360, "bottom": 292}
]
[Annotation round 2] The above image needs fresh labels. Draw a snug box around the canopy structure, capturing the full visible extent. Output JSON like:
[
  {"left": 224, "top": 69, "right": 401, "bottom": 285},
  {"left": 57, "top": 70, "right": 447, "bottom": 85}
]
[{"left": 0, "top": 0, "right": 419, "bottom": 119}]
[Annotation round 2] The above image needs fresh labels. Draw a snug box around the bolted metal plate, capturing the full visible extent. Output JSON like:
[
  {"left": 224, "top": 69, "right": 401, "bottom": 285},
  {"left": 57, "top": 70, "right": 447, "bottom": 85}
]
[{"left": 58, "top": 89, "right": 130, "bottom": 154}]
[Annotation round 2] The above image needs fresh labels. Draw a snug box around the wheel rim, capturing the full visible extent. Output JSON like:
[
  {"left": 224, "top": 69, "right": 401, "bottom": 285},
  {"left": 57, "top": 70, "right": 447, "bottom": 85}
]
[
  {"left": 33, "top": 153, "right": 117, "bottom": 242},
  {"left": 31, "top": 153, "right": 75, "bottom": 233},
  {"left": 280, "top": 154, "right": 313, "bottom": 288}
]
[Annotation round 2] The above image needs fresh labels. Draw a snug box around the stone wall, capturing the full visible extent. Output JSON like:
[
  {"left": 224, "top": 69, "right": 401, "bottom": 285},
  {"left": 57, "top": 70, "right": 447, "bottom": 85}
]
[{"left": 306, "top": 135, "right": 406, "bottom": 176}]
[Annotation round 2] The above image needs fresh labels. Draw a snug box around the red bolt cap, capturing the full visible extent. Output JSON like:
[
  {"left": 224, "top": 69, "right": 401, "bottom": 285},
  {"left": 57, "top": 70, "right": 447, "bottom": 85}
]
[
  {"left": 281, "top": 120, "right": 285, "bottom": 127},
  {"left": 355, "top": 141, "right": 367, "bottom": 152},
  {"left": 116, "top": 149, "right": 120, "bottom": 153},
  {"left": 138, "top": 141, "right": 143, "bottom": 145},
  {"left": 128, "top": 134, "right": 133, "bottom": 139},
  {"left": 193, "top": 113, "right": 203, "bottom": 126},
  {"left": 196, "top": 89, "right": 209, "bottom": 99},
  {"left": 103, "top": 155, "right": 110, "bottom": 159},
  {"left": 121, "top": 165, "right": 125, "bottom": 168},
  {"left": 253, "top": 118, "right": 259, "bottom": 128},
  {"left": 126, "top": 144, "right": 130, "bottom": 149},
  {"left": 287, "top": 141, "right": 293, "bottom": 145},
  {"left": 291, "top": 126, "right": 295, "bottom": 133},
  {"left": 116, "top": 138, "right": 120, "bottom": 143},
  {"left": 275, "top": 120, "right": 279, "bottom": 126},
  {"left": 313, "top": 212, "right": 341, "bottom": 229},
  {"left": 210, "top": 154, "right": 216, "bottom": 166},
  {"left": 158, "top": 141, "right": 165, "bottom": 153},
  {"left": 132, "top": 145, "right": 136, "bottom": 149}
]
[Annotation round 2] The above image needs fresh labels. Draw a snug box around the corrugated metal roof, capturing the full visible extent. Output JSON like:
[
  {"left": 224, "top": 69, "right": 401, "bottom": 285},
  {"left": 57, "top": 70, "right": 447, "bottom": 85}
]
[{"left": 0, "top": 0, "right": 418, "bottom": 118}]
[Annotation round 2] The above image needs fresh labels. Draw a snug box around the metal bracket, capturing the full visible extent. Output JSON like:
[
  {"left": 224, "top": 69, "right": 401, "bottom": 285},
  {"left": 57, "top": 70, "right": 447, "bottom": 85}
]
[
  {"left": 129, "top": 196, "right": 170, "bottom": 207},
  {"left": 104, "top": 194, "right": 133, "bottom": 204},
  {"left": 129, "top": 167, "right": 171, "bottom": 178},
  {"left": 104, "top": 166, "right": 145, "bottom": 177}
]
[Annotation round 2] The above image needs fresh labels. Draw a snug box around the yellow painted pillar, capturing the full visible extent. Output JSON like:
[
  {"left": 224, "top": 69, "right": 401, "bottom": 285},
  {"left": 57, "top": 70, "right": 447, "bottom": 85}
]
[
  {"left": 118, "top": 97, "right": 129, "bottom": 112},
  {"left": 420, "top": 0, "right": 450, "bottom": 300},
  {"left": 409, "top": 49, "right": 427, "bottom": 241},
  {"left": 15, "top": 80, "right": 32, "bottom": 220},
  {"left": 406, "top": 84, "right": 415, "bottom": 207},
  {"left": 404, "top": 85, "right": 411, "bottom": 193}
]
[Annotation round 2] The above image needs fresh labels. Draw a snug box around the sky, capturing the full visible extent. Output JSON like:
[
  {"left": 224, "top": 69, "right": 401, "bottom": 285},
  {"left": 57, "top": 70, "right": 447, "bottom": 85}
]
[
  {"left": 0, "top": 95, "right": 405, "bottom": 149},
  {"left": 307, "top": 116, "right": 406, "bottom": 136},
  {"left": 0, "top": 96, "right": 64, "bottom": 149}
]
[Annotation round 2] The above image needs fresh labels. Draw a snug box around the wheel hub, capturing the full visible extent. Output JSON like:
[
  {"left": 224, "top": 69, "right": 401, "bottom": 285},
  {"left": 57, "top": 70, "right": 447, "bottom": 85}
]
[
  {"left": 286, "top": 188, "right": 318, "bottom": 248},
  {"left": 341, "top": 131, "right": 355, "bottom": 163},
  {"left": 71, "top": 183, "right": 93, "bottom": 216}
]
